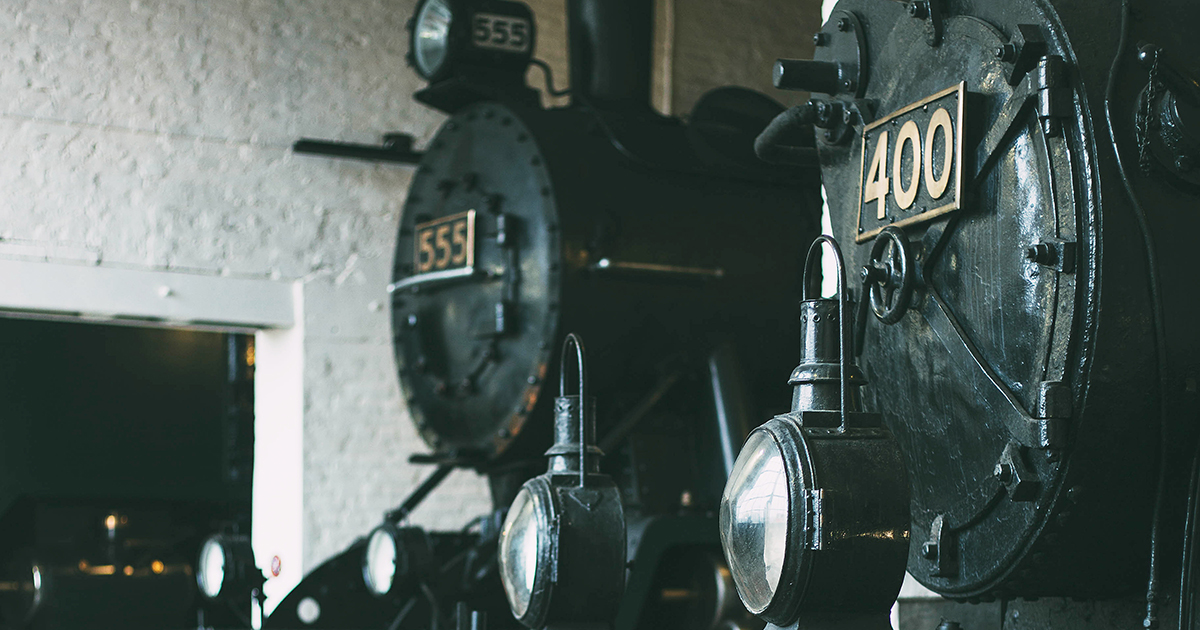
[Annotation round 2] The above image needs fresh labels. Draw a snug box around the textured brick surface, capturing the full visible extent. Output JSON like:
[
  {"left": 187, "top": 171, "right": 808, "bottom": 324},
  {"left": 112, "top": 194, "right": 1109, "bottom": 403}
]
[{"left": 0, "top": 0, "right": 819, "bottom": 575}]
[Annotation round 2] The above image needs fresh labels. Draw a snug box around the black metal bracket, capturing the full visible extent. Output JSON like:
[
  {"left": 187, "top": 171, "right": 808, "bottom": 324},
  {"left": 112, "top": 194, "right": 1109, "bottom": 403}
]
[
  {"left": 921, "top": 514, "right": 958, "bottom": 577},
  {"left": 996, "top": 24, "right": 1047, "bottom": 87},
  {"left": 994, "top": 441, "right": 1039, "bottom": 502},
  {"left": 293, "top": 133, "right": 423, "bottom": 165},
  {"left": 905, "top": 0, "right": 944, "bottom": 47},
  {"left": 1025, "top": 238, "right": 1077, "bottom": 273}
]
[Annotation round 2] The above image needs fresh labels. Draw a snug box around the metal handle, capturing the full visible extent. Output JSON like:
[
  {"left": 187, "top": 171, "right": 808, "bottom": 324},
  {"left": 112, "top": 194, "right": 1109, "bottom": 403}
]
[
  {"left": 387, "top": 267, "right": 480, "bottom": 293},
  {"left": 802, "top": 236, "right": 851, "bottom": 432},
  {"left": 559, "top": 333, "right": 589, "bottom": 488},
  {"left": 293, "top": 134, "right": 422, "bottom": 165},
  {"left": 589, "top": 258, "right": 725, "bottom": 280}
]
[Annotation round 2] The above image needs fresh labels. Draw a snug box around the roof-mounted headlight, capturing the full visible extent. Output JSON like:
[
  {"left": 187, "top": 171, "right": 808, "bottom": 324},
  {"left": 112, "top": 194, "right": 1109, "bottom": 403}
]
[{"left": 407, "top": 0, "right": 535, "bottom": 85}]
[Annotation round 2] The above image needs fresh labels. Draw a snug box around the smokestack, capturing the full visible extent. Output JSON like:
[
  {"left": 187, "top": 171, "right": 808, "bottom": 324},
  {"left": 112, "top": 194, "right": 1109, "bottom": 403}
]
[{"left": 567, "top": 0, "right": 653, "bottom": 110}]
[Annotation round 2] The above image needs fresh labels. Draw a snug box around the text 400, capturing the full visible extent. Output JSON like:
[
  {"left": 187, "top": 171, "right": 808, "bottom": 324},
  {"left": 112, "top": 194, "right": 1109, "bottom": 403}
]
[{"left": 864, "top": 107, "right": 956, "bottom": 220}]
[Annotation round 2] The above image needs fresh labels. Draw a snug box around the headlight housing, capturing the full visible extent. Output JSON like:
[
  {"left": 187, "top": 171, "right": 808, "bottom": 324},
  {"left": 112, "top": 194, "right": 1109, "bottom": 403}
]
[
  {"left": 719, "top": 430, "right": 790, "bottom": 615},
  {"left": 196, "top": 534, "right": 262, "bottom": 602},
  {"left": 361, "top": 524, "right": 433, "bottom": 598},
  {"left": 497, "top": 486, "right": 551, "bottom": 617},
  {"left": 411, "top": 0, "right": 454, "bottom": 80}
]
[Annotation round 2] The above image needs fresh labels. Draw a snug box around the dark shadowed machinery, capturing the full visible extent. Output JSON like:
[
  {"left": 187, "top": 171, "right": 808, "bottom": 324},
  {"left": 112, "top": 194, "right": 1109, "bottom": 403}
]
[
  {"left": 276, "top": 0, "right": 823, "bottom": 628},
  {"left": 0, "top": 320, "right": 255, "bottom": 630},
  {"left": 713, "top": 0, "right": 1200, "bottom": 629}
]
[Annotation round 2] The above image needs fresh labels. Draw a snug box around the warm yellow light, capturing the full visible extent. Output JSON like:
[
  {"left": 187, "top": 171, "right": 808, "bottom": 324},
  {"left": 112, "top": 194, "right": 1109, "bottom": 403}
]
[
  {"left": 105, "top": 515, "right": 117, "bottom": 530},
  {"left": 78, "top": 560, "right": 89, "bottom": 571},
  {"left": 246, "top": 343, "right": 256, "bottom": 367},
  {"left": 151, "top": 560, "right": 165, "bottom": 574},
  {"left": 123, "top": 566, "right": 134, "bottom": 576}
]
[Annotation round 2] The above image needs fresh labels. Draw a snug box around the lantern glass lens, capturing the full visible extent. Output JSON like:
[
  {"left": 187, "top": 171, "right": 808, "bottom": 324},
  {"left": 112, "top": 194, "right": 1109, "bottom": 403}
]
[
  {"left": 363, "top": 528, "right": 397, "bottom": 596},
  {"left": 498, "top": 487, "right": 545, "bottom": 618},
  {"left": 197, "top": 538, "right": 227, "bottom": 599},
  {"left": 719, "top": 430, "right": 791, "bottom": 614},
  {"left": 414, "top": 0, "right": 453, "bottom": 78}
]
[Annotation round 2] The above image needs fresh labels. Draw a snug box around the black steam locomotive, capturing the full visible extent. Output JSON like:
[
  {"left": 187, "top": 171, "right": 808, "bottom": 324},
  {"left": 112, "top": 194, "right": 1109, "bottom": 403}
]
[
  {"left": 265, "top": 0, "right": 1200, "bottom": 629},
  {"left": 712, "top": 0, "right": 1200, "bottom": 629},
  {"left": 266, "top": 0, "right": 823, "bottom": 629}
]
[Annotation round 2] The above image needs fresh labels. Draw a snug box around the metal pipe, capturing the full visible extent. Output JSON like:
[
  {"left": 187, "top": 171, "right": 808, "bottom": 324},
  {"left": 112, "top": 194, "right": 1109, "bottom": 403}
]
[
  {"left": 708, "top": 345, "right": 753, "bottom": 478},
  {"left": 567, "top": 0, "right": 653, "bottom": 109}
]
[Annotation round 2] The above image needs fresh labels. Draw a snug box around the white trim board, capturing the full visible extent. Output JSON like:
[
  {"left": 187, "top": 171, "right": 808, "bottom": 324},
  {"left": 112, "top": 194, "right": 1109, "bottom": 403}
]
[{"left": 0, "top": 258, "right": 293, "bottom": 330}]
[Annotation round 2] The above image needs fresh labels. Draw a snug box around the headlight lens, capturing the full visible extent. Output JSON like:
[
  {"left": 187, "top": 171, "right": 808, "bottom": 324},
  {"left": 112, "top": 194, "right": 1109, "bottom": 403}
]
[
  {"left": 363, "top": 528, "right": 397, "bottom": 596},
  {"left": 413, "top": 0, "right": 453, "bottom": 78},
  {"left": 498, "top": 487, "right": 546, "bottom": 618},
  {"left": 197, "top": 538, "right": 227, "bottom": 599},
  {"left": 719, "top": 430, "right": 790, "bottom": 614}
]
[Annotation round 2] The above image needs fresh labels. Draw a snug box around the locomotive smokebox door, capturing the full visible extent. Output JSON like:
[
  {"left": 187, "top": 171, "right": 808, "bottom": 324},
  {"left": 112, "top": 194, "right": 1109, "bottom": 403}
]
[
  {"left": 391, "top": 98, "right": 817, "bottom": 470},
  {"left": 391, "top": 103, "right": 560, "bottom": 460},
  {"left": 770, "top": 0, "right": 1200, "bottom": 610}
]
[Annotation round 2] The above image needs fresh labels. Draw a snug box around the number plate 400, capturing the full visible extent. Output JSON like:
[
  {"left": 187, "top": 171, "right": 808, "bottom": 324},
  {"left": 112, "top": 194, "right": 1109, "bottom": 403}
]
[{"left": 857, "top": 83, "right": 965, "bottom": 242}]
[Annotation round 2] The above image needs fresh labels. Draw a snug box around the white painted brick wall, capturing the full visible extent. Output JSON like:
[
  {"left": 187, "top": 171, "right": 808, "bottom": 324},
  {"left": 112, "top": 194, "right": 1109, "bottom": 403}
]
[
  {"left": 0, "top": 0, "right": 818, "bottom": 576},
  {"left": 0, "top": 0, "right": 492, "bottom": 573}
]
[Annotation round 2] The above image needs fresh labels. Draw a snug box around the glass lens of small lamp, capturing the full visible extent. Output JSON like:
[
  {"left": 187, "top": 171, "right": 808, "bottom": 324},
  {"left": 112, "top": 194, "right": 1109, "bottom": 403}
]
[
  {"left": 364, "top": 529, "right": 397, "bottom": 595},
  {"left": 498, "top": 487, "right": 544, "bottom": 618},
  {"left": 198, "top": 539, "right": 227, "bottom": 599},
  {"left": 414, "top": 0, "right": 453, "bottom": 77},
  {"left": 719, "top": 431, "right": 790, "bottom": 614}
]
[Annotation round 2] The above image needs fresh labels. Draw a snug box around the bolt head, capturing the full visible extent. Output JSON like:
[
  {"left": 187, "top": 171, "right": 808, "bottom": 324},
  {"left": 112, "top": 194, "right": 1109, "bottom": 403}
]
[
  {"left": 994, "top": 462, "right": 1014, "bottom": 484},
  {"left": 837, "top": 16, "right": 851, "bottom": 31},
  {"left": 921, "top": 541, "right": 938, "bottom": 559},
  {"left": 813, "top": 32, "right": 829, "bottom": 46},
  {"left": 908, "top": 1, "right": 929, "bottom": 19}
]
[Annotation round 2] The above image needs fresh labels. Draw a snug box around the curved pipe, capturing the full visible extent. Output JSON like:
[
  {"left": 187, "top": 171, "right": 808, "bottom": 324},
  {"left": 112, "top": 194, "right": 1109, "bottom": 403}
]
[{"left": 754, "top": 104, "right": 821, "bottom": 167}]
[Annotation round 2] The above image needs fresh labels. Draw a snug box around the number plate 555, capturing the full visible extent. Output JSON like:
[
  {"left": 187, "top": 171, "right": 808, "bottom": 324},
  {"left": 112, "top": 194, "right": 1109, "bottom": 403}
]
[
  {"left": 857, "top": 83, "right": 965, "bottom": 242},
  {"left": 472, "top": 13, "right": 531, "bottom": 54},
  {"left": 415, "top": 210, "right": 476, "bottom": 275}
]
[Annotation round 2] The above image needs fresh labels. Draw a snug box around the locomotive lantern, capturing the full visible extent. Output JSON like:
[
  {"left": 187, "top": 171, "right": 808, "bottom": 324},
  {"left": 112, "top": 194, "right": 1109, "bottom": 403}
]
[
  {"left": 720, "top": 236, "right": 909, "bottom": 628},
  {"left": 497, "top": 334, "right": 625, "bottom": 629},
  {"left": 750, "top": 0, "right": 1200, "bottom": 627}
]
